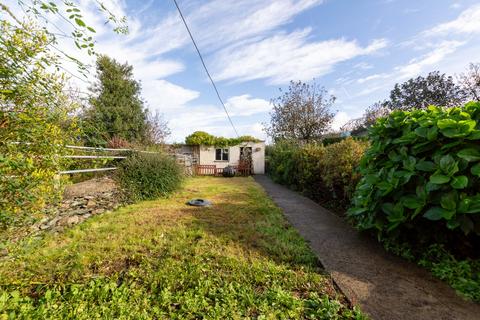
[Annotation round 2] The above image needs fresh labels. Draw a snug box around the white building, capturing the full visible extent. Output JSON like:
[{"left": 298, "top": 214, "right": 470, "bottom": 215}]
[{"left": 177, "top": 141, "right": 265, "bottom": 174}]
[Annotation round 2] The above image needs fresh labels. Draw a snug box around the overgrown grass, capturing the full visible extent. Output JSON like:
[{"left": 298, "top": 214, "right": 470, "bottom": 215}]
[{"left": 0, "top": 177, "right": 365, "bottom": 319}]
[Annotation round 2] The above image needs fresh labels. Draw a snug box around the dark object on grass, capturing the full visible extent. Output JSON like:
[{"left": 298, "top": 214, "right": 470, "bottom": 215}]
[
  {"left": 223, "top": 166, "right": 236, "bottom": 177},
  {"left": 187, "top": 199, "right": 212, "bottom": 207}
]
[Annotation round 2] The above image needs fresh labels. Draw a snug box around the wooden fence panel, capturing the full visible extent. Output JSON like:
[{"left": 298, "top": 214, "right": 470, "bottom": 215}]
[{"left": 195, "top": 165, "right": 217, "bottom": 176}]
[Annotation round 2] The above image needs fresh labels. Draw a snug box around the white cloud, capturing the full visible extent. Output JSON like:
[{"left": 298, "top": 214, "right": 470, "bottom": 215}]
[
  {"left": 225, "top": 94, "right": 271, "bottom": 116},
  {"left": 143, "top": 80, "right": 200, "bottom": 112},
  {"left": 166, "top": 94, "right": 272, "bottom": 142},
  {"left": 213, "top": 30, "right": 388, "bottom": 84},
  {"left": 425, "top": 4, "right": 480, "bottom": 35},
  {"left": 354, "top": 62, "right": 374, "bottom": 70},
  {"left": 357, "top": 73, "right": 388, "bottom": 84},
  {"left": 185, "top": 0, "right": 324, "bottom": 51},
  {"left": 395, "top": 40, "right": 465, "bottom": 78}
]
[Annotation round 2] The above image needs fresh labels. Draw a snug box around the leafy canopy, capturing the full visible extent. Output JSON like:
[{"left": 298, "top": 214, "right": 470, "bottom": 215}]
[
  {"left": 82, "top": 55, "right": 149, "bottom": 146},
  {"left": 264, "top": 80, "right": 336, "bottom": 143},
  {"left": 185, "top": 131, "right": 261, "bottom": 147},
  {"left": 388, "top": 71, "right": 465, "bottom": 111}
]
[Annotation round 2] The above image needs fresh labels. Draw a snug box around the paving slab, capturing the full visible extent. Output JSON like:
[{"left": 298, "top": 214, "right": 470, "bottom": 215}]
[{"left": 254, "top": 175, "right": 480, "bottom": 320}]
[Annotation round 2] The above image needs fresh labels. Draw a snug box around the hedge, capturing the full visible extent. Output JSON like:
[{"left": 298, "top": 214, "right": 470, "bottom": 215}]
[
  {"left": 348, "top": 103, "right": 480, "bottom": 240},
  {"left": 116, "top": 153, "right": 184, "bottom": 201},
  {"left": 267, "top": 138, "right": 369, "bottom": 208},
  {"left": 347, "top": 102, "right": 480, "bottom": 300}
]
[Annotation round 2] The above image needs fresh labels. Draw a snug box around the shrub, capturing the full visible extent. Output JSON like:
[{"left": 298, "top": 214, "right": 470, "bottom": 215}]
[
  {"left": 267, "top": 138, "right": 368, "bottom": 209},
  {"left": 116, "top": 153, "right": 184, "bottom": 201},
  {"left": 266, "top": 141, "right": 301, "bottom": 188},
  {"left": 348, "top": 103, "right": 480, "bottom": 259},
  {"left": 320, "top": 138, "right": 370, "bottom": 201},
  {"left": 1, "top": 20, "right": 78, "bottom": 228},
  {"left": 185, "top": 131, "right": 260, "bottom": 147},
  {"left": 321, "top": 136, "right": 345, "bottom": 146}
]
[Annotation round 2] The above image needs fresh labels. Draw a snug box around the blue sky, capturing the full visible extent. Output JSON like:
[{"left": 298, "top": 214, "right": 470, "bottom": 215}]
[{"left": 8, "top": 0, "right": 480, "bottom": 142}]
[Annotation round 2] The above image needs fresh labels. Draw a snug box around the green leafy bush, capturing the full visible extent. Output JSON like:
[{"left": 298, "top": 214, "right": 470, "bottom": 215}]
[
  {"left": 185, "top": 131, "right": 260, "bottom": 147},
  {"left": 116, "top": 153, "right": 183, "bottom": 201},
  {"left": 348, "top": 102, "right": 480, "bottom": 300},
  {"left": 320, "top": 138, "right": 370, "bottom": 201},
  {"left": 1, "top": 20, "right": 78, "bottom": 227},
  {"left": 268, "top": 138, "right": 368, "bottom": 209},
  {"left": 349, "top": 103, "right": 480, "bottom": 237}
]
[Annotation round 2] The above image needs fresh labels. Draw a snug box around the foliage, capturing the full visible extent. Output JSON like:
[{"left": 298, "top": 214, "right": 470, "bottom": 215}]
[
  {"left": 116, "top": 152, "right": 184, "bottom": 201},
  {"left": 322, "top": 136, "right": 347, "bottom": 146},
  {"left": 348, "top": 102, "right": 480, "bottom": 300},
  {"left": 459, "top": 63, "right": 480, "bottom": 102},
  {"left": 320, "top": 139, "right": 370, "bottom": 201},
  {"left": 418, "top": 244, "right": 480, "bottom": 301},
  {"left": 349, "top": 102, "right": 480, "bottom": 236},
  {"left": 2, "top": 1, "right": 127, "bottom": 78},
  {"left": 82, "top": 55, "right": 149, "bottom": 146},
  {"left": 0, "top": 19, "right": 78, "bottom": 228},
  {"left": 0, "top": 177, "right": 365, "bottom": 319},
  {"left": 268, "top": 138, "right": 368, "bottom": 209},
  {"left": 185, "top": 131, "right": 261, "bottom": 147},
  {"left": 264, "top": 80, "right": 336, "bottom": 143},
  {"left": 388, "top": 71, "right": 465, "bottom": 111}
]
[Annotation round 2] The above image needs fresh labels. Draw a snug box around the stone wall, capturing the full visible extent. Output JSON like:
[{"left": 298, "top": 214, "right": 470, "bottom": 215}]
[{"left": 31, "top": 177, "right": 125, "bottom": 234}]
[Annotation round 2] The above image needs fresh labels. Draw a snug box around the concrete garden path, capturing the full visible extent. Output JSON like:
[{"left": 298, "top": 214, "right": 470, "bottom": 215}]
[{"left": 254, "top": 175, "right": 480, "bottom": 320}]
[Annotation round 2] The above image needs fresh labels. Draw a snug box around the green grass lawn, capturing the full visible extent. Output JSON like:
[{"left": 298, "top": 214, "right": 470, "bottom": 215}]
[{"left": 0, "top": 177, "right": 365, "bottom": 319}]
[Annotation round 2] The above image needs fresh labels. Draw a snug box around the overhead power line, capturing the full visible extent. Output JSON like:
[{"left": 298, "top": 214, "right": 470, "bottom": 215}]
[{"left": 172, "top": 0, "right": 239, "bottom": 137}]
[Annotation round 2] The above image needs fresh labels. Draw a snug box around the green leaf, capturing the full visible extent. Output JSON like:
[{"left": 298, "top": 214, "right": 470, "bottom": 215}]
[
  {"left": 75, "top": 18, "right": 86, "bottom": 27},
  {"left": 447, "top": 218, "right": 460, "bottom": 230},
  {"left": 393, "top": 132, "right": 416, "bottom": 144},
  {"left": 450, "top": 175, "right": 468, "bottom": 189},
  {"left": 440, "top": 192, "right": 457, "bottom": 211},
  {"left": 423, "top": 207, "right": 454, "bottom": 221},
  {"left": 415, "top": 160, "right": 436, "bottom": 172},
  {"left": 401, "top": 195, "right": 424, "bottom": 209},
  {"left": 457, "top": 148, "right": 480, "bottom": 161},
  {"left": 429, "top": 172, "right": 450, "bottom": 184},
  {"left": 381, "top": 203, "right": 395, "bottom": 215},
  {"left": 414, "top": 127, "right": 428, "bottom": 138},
  {"left": 471, "top": 163, "right": 480, "bottom": 176},
  {"left": 402, "top": 156, "right": 416, "bottom": 171},
  {"left": 426, "top": 181, "right": 442, "bottom": 192},
  {"left": 466, "top": 130, "right": 480, "bottom": 140},
  {"left": 437, "top": 119, "right": 457, "bottom": 129},
  {"left": 383, "top": 202, "right": 405, "bottom": 224},
  {"left": 415, "top": 160, "right": 437, "bottom": 172},
  {"left": 465, "top": 195, "right": 480, "bottom": 214},
  {"left": 439, "top": 154, "right": 458, "bottom": 176},
  {"left": 87, "top": 26, "right": 96, "bottom": 33},
  {"left": 426, "top": 126, "right": 438, "bottom": 140}
]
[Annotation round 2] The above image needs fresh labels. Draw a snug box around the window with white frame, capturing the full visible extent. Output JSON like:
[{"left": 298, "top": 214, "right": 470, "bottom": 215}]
[{"left": 215, "top": 148, "right": 229, "bottom": 161}]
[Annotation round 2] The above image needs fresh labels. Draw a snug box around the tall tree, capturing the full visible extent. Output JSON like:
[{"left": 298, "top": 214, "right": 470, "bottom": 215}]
[
  {"left": 459, "top": 63, "right": 480, "bottom": 102},
  {"left": 83, "top": 55, "right": 148, "bottom": 146},
  {"left": 265, "top": 80, "right": 336, "bottom": 143},
  {"left": 388, "top": 71, "right": 465, "bottom": 110}
]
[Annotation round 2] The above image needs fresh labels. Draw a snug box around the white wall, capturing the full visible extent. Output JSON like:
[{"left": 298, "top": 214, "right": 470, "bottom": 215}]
[{"left": 198, "top": 142, "right": 265, "bottom": 174}]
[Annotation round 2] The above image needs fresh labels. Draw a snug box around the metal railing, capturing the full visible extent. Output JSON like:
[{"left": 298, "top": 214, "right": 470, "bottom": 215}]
[
  {"left": 60, "top": 146, "right": 193, "bottom": 175},
  {"left": 59, "top": 145, "right": 129, "bottom": 175},
  {"left": 8, "top": 142, "right": 193, "bottom": 175}
]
